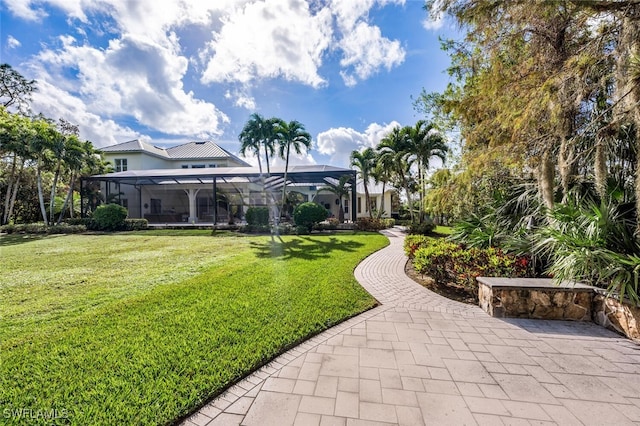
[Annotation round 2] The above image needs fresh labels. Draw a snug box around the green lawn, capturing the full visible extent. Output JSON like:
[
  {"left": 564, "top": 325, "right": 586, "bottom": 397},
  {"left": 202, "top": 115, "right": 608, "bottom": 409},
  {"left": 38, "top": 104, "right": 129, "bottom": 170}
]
[{"left": 0, "top": 231, "right": 388, "bottom": 425}]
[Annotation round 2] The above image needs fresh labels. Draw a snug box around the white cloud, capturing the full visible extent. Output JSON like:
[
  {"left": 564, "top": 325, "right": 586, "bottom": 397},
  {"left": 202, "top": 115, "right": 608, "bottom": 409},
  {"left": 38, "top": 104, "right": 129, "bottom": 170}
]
[
  {"left": 316, "top": 121, "right": 401, "bottom": 167},
  {"left": 338, "top": 21, "right": 405, "bottom": 86},
  {"left": 225, "top": 89, "right": 256, "bottom": 110},
  {"left": 201, "top": 0, "right": 332, "bottom": 88},
  {"left": 6, "top": 35, "right": 21, "bottom": 49},
  {"left": 422, "top": 0, "right": 444, "bottom": 31},
  {"left": 33, "top": 33, "right": 228, "bottom": 138},
  {"left": 31, "top": 80, "right": 141, "bottom": 148}
]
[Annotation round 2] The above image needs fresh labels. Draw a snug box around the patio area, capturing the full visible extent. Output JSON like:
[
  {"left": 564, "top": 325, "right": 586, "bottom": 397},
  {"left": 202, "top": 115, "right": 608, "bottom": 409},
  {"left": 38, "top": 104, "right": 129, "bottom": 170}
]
[{"left": 183, "top": 227, "right": 640, "bottom": 426}]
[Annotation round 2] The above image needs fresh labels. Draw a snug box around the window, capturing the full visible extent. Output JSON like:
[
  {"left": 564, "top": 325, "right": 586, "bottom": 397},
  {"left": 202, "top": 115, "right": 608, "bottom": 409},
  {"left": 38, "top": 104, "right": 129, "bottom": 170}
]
[
  {"left": 357, "top": 197, "right": 362, "bottom": 214},
  {"left": 150, "top": 198, "right": 161, "bottom": 214},
  {"left": 209, "top": 164, "right": 217, "bottom": 168},
  {"left": 344, "top": 198, "right": 349, "bottom": 214},
  {"left": 120, "top": 199, "right": 128, "bottom": 209},
  {"left": 370, "top": 198, "right": 377, "bottom": 212},
  {"left": 115, "top": 158, "right": 127, "bottom": 172},
  {"left": 191, "top": 164, "right": 205, "bottom": 169},
  {"left": 181, "top": 165, "right": 189, "bottom": 169}
]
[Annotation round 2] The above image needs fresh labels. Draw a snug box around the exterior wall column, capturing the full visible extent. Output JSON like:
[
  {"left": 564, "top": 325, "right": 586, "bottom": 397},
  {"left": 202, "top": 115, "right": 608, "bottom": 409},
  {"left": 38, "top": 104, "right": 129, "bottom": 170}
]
[
  {"left": 184, "top": 188, "right": 201, "bottom": 223},
  {"left": 351, "top": 173, "right": 357, "bottom": 223}
]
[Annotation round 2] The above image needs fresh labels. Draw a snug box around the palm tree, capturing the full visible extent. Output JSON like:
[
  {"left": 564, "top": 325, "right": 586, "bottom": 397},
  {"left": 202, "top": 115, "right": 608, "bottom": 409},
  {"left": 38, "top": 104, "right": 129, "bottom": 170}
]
[
  {"left": 317, "top": 174, "right": 352, "bottom": 223},
  {"left": 275, "top": 119, "right": 311, "bottom": 216},
  {"left": 239, "top": 113, "right": 266, "bottom": 174},
  {"left": 350, "top": 147, "right": 376, "bottom": 218},
  {"left": 370, "top": 149, "right": 393, "bottom": 218},
  {"left": 56, "top": 137, "right": 90, "bottom": 224},
  {"left": 378, "top": 126, "right": 415, "bottom": 222},
  {"left": 404, "top": 120, "right": 448, "bottom": 222}
]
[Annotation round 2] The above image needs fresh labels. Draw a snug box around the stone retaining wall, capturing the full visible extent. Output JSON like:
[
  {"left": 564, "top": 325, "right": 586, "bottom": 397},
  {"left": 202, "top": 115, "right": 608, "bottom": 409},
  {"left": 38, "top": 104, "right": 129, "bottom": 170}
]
[
  {"left": 477, "top": 277, "right": 640, "bottom": 342},
  {"left": 593, "top": 292, "right": 640, "bottom": 342},
  {"left": 478, "top": 279, "right": 592, "bottom": 321}
]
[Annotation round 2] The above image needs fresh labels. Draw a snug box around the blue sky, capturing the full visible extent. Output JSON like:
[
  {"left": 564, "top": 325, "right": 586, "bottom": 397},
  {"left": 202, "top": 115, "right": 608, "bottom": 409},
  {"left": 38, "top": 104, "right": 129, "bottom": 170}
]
[{"left": 1, "top": 0, "right": 457, "bottom": 168}]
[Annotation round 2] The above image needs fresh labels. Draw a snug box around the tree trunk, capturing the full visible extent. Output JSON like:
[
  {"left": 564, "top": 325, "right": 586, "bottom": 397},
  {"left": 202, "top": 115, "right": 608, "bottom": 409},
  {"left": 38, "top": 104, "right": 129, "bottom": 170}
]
[
  {"left": 281, "top": 143, "right": 290, "bottom": 217},
  {"left": 364, "top": 184, "right": 372, "bottom": 218},
  {"left": 49, "top": 161, "right": 62, "bottom": 223},
  {"left": 538, "top": 146, "right": 555, "bottom": 212},
  {"left": 36, "top": 161, "right": 48, "bottom": 225},
  {"left": 6, "top": 161, "right": 24, "bottom": 225},
  {"left": 57, "top": 173, "right": 76, "bottom": 225},
  {"left": 2, "top": 153, "right": 18, "bottom": 224},
  {"left": 594, "top": 136, "right": 608, "bottom": 199},
  {"left": 379, "top": 181, "right": 387, "bottom": 219}
]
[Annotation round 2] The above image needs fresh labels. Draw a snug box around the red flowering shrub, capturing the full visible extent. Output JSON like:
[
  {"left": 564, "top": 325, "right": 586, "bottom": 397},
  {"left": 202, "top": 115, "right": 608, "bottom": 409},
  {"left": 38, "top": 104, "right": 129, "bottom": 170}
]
[{"left": 412, "top": 239, "right": 531, "bottom": 292}]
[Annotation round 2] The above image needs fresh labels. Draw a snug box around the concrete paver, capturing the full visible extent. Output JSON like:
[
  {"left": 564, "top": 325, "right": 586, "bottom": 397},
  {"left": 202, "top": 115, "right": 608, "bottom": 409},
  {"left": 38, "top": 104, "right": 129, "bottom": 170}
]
[{"left": 182, "top": 228, "right": 640, "bottom": 426}]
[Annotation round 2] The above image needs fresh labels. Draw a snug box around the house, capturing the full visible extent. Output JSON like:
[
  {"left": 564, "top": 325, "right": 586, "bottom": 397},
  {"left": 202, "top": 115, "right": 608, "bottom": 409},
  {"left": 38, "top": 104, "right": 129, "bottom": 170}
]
[{"left": 85, "top": 139, "right": 397, "bottom": 223}]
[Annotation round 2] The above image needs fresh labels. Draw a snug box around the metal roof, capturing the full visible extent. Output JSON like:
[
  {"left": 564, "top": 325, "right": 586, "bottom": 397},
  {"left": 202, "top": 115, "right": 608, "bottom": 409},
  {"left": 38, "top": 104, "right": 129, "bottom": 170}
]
[
  {"left": 98, "top": 139, "right": 250, "bottom": 165},
  {"left": 84, "top": 165, "right": 355, "bottom": 187}
]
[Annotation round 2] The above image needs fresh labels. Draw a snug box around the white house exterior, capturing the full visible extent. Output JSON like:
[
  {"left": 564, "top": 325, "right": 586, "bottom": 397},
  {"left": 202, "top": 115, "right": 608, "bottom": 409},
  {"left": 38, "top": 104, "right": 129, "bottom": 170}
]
[{"left": 89, "top": 139, "right": 397, "bottom": 223}]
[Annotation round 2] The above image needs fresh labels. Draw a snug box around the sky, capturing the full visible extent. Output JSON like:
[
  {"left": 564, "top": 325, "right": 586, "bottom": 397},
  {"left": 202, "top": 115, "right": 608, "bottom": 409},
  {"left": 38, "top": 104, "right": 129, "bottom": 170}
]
[{"left": 0, "top": 0, "right": 458, "bottom": 168}]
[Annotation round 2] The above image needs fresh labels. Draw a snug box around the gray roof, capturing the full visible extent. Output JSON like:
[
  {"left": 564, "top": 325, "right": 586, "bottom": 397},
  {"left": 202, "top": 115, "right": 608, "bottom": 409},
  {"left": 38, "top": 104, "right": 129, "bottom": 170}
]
[
  {"left": 85, "top": 165, "right": 355, "bottom": 187},
  {"left": 100, "top": 139, "right": 170, "bottom": 158},
  {"left": 99, "top": 139, "right": 250, "bottom": 165}
]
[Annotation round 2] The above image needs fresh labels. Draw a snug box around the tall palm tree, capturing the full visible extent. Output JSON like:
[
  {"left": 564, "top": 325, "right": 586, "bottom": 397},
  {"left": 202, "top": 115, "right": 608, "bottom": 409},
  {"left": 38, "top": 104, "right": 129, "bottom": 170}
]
[
  {"left": 317, "top": 174, "right": 352, "bottom": 223},
  {"left": 56, "top": 137, "right": 90, "bottom": 224},
  {"left": 404, "top": 120, "right": 448, "bottom": 222},
  {"left": 350, "top": 147, "right": 377, "bottom": 218},
  {"left": 275, "top": 119, "right": 311, "bottom": 214},
  {"left": 263, "top": 117, "right": 279, "bottom": 175},
  {"left": 239, "top": 113, "right": 265, "bottom": 174},
  {"left": 378, "top": 126, "right": 415, "bottom": 222},
  {"left": 371, "top": 149, "right": 394, "bottom": 218}
]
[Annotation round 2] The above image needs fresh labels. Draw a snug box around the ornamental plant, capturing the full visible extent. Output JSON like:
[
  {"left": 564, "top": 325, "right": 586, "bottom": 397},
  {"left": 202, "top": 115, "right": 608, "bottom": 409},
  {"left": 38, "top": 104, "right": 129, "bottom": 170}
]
[
  {"left": 92, "top": 203, "right": 128, "bottom": 231},
  {"left": 412, "top": 238, "right": 531, "bottom": 293},
  {"left": 293, "top": 202, "right": 328, "bottom": 233}
]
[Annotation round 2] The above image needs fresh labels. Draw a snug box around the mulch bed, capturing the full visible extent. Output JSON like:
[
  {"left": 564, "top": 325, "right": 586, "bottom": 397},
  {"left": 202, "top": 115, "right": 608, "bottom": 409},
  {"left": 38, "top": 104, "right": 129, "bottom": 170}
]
[{"left": 404, "top": 258, "right": 478, "bottom": 305}]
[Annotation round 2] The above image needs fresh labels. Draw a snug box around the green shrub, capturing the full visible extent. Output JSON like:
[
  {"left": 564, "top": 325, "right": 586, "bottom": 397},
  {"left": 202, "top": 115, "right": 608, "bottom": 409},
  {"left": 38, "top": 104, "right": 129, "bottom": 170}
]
[
  {"left": 406, "top": 218, "right": 435, "bottom": 235},
  {"left": 123, "top": 219, "right": 148, "bottom": 231},
  {"left": 48, "top": 224, "right": 86, "bottom": 234},
  {"left": 534, "top": 199, "right": 640, "bottom": 303},
  {"left": 413, "top": 239, "right": 531, "bottom": 293},
  {"left": 0, "top": 223, "right": 86, "bottom": 234},
  {"left": 293, "top": 202, "right": 328, "bottom": 232},
  {"left": 92, "top": 204, "right": 128, "bottom": 231},
  {"left": 295, "top": 225, "right": 310, "bottom": 235},
  {"left": 404, "top": 234, "right": 433, "bottom": 258},
  {"left": 245, "top": 207, "right": 270, "bottom": 226},
  {"left": 355, "top": 217, "right": 395, "bottom": 231},
  {"left": 238, "top": 224, "right": 271, "bottom": 234}
]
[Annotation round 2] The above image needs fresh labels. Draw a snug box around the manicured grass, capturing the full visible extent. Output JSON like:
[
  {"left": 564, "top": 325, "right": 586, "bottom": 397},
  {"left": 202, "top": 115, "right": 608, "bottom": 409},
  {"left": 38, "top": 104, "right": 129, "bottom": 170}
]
[
  {"left": 0, "top": 231, "right": 388, "bottom": 425},
  {"left": 434, "top": 225, "right": 453, "bottom": 235}
]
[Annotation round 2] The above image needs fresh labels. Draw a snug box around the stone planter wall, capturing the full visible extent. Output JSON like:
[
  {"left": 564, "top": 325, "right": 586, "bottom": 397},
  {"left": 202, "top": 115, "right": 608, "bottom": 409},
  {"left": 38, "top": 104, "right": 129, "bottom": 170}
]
[
  {"left": 592, "top": 291, "right": 640, "bottom": 342},
  {"left": 477, "top": 277, "right": 640, "bottom": 342},
  {"left": 478, "top": 280, "right": 592, "bottom": 320}
]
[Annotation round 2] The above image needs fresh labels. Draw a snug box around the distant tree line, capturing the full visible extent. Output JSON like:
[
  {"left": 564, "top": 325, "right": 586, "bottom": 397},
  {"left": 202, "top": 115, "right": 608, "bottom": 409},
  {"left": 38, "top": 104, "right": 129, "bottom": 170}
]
[{"left": 0, "top": 64, "right": 108, "bottom": 225}]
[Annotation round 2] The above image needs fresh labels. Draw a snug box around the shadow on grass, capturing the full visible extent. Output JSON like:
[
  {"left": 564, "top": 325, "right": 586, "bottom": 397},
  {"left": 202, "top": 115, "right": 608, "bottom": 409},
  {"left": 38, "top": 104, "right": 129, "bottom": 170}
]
[
  {"left": 250, "top": 235, "right": 365, "bottom": 260},
  {"left": 0, "top": 233, "right": 59, "bottom": 247}
]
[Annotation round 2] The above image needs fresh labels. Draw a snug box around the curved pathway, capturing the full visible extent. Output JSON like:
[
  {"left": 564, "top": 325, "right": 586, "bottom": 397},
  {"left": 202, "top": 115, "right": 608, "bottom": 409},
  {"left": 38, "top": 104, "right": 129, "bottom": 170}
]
[{"left": 183, "top": 228, "right": 640, "bottom": 426}]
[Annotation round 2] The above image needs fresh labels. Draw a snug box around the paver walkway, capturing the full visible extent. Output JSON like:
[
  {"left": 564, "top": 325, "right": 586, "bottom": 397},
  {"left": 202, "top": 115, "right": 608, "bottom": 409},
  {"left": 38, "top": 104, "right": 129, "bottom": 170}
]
[{"left": 183, "top": 227, "right": 640, "bottom": 426}]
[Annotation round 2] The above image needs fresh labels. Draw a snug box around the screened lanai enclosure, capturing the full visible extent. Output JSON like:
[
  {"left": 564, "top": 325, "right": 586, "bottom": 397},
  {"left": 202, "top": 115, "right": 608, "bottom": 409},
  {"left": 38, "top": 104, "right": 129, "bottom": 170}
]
[{"left": 81, "top": 165, "right": 358, "bottom": 224}]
